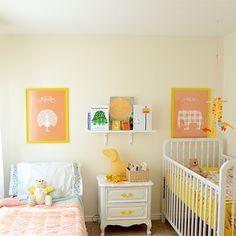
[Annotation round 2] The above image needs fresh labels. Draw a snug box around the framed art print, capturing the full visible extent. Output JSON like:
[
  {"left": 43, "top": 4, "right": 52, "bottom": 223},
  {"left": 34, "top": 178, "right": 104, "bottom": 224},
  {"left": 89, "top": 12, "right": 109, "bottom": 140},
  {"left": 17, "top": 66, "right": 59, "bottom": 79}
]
[
  {"left": 171, "top": 88, "right": 210, "bottom": 138},
  {"left": 26, "top": 88, "right": 69, "bottom": 143}
]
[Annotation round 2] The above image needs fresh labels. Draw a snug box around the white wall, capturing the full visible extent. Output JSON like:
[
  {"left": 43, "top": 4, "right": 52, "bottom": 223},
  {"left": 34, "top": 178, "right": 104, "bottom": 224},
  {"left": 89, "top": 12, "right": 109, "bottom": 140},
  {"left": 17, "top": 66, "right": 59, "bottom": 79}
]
[
  {"left": 0, "top": 35, "right": 223, "bottom": 218},
  {"left": 0, "top": 37, "right": 8, "bottom": 198},
  {"left": 223, "top": 32, "right": 236, "bottom": 156}
]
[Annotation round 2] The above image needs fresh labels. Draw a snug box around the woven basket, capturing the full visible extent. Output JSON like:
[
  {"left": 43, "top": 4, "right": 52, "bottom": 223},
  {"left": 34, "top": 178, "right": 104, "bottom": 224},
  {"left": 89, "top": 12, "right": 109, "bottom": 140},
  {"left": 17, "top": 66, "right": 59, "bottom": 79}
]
[{"left": 126, "top": 168, "right": 149, "bottom": 182}]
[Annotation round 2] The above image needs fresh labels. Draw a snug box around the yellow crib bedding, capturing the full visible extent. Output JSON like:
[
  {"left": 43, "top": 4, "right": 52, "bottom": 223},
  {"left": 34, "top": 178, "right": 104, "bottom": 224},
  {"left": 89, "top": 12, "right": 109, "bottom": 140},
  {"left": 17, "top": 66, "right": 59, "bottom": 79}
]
[{"left": 166, "top": 168, "right": 236, "bottom": 236}]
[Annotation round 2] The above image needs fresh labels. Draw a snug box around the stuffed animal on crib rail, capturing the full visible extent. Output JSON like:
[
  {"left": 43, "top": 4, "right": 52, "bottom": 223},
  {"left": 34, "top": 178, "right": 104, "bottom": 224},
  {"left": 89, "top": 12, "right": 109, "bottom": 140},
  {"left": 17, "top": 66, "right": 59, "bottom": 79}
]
[
  {"left": 28, "top": 180, "right": 54, "bottom": 206},
  {"left": 102, "top": 148, "right": 127, "bottom": 177},
  {"left": 188, "top": 159, "right": 208, "bottom": 178}
]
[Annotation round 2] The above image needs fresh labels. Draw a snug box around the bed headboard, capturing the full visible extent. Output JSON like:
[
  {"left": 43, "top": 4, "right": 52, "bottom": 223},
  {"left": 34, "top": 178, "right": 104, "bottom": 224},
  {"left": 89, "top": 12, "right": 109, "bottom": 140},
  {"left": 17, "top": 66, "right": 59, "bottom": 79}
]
[
  {"left": 9, "top": 162, "right": 83, "bottom": 198},
  {"left": 163, "top": 138, "right": 223, "bottom": 168}
]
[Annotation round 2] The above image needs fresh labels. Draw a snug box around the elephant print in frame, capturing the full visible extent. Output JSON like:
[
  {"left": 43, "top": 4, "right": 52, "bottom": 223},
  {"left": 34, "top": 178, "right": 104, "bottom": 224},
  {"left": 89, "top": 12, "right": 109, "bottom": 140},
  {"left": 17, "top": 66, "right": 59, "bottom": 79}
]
[
  {"left": 171, "top": 88, "right": 210, "bottom": 138},
  {"left": 26, "top": 88, "right": 69, "bottom": 143}
]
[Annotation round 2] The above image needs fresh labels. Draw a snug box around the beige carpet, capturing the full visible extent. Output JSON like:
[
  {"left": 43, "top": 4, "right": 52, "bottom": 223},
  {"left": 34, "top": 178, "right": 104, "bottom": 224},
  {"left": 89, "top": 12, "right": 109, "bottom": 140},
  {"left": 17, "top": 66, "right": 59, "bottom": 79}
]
[{"left": 86, "top": 220, "right": 177, "bottom": 236}]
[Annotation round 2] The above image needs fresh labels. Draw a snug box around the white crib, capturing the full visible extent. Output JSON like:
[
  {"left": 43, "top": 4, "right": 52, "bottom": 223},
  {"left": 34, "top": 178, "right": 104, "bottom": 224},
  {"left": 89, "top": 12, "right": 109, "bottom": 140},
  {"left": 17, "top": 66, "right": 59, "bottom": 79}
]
[{"left": 162, "top": 138, "right": 236, "bottom": 236}]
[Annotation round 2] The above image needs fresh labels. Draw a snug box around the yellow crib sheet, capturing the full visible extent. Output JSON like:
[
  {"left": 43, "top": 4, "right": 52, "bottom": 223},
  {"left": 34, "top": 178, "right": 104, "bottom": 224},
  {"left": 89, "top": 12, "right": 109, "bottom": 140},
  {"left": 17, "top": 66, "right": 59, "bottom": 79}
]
[{"left": 166, "top": 168, "right": 236, "bottom": 236}]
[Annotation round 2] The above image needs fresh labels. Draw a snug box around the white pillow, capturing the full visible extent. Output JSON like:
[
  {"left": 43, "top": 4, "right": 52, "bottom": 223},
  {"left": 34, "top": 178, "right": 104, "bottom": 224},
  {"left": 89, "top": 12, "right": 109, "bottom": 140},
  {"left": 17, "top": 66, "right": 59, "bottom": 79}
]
[{"left": 17, "top": 162, "right": 74, "bottom": 199}]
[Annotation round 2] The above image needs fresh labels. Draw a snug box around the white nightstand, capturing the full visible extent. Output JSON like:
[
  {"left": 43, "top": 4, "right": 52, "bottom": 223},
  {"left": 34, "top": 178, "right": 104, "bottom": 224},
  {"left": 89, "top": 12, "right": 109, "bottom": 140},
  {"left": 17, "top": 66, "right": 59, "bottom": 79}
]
[{"left": 97, "top": 175, "right": 153, "bottom": 236}]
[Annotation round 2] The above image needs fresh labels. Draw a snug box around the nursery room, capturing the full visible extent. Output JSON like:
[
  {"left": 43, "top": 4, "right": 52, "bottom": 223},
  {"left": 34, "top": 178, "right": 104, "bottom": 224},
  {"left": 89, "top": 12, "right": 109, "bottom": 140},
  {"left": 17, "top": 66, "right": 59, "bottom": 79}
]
[{"left": 0, "top": 0, "right": 236, "bottom": 236}]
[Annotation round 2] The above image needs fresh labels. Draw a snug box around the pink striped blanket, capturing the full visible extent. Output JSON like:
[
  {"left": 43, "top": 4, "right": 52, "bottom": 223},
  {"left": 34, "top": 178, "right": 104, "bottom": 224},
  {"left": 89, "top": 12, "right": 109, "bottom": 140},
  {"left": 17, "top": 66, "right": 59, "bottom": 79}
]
[{"left": 0, "top": 199, "right": 88, "bottom": 236}]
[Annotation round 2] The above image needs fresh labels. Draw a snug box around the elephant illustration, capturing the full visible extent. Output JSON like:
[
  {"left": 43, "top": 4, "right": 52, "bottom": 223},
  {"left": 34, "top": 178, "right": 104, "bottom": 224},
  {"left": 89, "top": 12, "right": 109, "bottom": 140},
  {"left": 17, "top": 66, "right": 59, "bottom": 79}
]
[{"left": 178, "top": 110, "right": 203, "bottom": 130}]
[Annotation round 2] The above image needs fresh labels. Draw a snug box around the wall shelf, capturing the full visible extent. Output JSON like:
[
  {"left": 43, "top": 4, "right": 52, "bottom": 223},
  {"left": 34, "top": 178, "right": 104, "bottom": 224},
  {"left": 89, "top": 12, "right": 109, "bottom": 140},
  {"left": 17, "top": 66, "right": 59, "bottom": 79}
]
[{"left": 87, "top": 130, "right": 156, "bottom": 145}]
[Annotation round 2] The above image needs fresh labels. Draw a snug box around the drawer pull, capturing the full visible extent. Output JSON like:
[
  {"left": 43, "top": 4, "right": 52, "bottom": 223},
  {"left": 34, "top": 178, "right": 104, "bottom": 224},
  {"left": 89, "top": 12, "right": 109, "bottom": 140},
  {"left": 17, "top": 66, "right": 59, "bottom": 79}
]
[
  {"left": 120, "top": 210, "right": 134, "bottom": 215},
  {"left": 120, "top": 192, "right": 134, "bottom": 198}
]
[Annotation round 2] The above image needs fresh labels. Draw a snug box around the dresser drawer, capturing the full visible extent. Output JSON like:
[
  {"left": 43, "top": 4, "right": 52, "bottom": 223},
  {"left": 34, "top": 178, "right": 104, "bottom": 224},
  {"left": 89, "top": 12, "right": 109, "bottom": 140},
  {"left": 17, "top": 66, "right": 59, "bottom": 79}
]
[
  {"left": 106, "top": 205, "right": 147, "bottom": 220},
  {"left": 107, "top": 187, "right": 148, "bottom": 203}
]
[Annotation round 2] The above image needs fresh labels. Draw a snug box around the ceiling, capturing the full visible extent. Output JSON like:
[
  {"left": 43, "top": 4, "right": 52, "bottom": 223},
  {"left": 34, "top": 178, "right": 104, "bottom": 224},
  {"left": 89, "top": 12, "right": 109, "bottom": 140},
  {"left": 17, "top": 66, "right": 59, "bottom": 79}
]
[{"left": 0, "top": 0, "right": 235, "bottom": 35}]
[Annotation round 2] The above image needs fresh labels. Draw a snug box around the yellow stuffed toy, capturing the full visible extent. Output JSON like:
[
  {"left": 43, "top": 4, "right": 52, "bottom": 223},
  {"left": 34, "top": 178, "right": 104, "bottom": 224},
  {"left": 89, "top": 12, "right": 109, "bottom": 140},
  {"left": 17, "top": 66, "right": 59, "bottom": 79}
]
[
  {"left": 102, "top": 148, "right": 128, "bottom": 183},
  {"left": 28, "top": 179, "right": 54, "bottom": 206}
]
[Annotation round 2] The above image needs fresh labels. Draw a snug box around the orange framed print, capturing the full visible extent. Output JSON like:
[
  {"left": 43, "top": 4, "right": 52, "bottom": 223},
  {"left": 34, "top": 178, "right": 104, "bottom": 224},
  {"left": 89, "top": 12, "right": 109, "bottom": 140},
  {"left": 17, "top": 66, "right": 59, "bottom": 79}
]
[
  {"left": 26, "top": 88, "right": 69, "bottom": 143},
  {"left": 171, "top": 88, "right": 210, "bottom": 138}
]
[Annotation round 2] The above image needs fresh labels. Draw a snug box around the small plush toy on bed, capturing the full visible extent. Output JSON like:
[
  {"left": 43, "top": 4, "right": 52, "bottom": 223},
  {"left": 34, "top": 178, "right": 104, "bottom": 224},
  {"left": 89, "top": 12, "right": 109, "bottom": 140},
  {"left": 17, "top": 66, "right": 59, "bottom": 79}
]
[
  {"left": 188, "top": 158, "right": 208, "bottom": 178},
  {"left": 28, "top": 179, "right": 54, "bottom": 206}
]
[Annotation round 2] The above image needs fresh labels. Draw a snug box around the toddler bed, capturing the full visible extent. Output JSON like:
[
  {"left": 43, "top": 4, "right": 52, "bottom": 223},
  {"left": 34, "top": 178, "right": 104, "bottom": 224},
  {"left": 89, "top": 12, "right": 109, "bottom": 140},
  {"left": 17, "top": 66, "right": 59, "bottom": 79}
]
[
  {"left": 0, "top": 162, "right": 88, "bottom": 236},
  {"left": 162, "top": 138, "right": 236, "bottom": 236}
]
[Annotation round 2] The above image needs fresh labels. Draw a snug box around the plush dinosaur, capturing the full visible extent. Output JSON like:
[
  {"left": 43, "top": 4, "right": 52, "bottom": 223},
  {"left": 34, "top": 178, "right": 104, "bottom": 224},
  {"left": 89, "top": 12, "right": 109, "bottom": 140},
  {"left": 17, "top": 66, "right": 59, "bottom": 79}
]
[{"left": 102, "top": 148, "right": 127, "bottom": 177}]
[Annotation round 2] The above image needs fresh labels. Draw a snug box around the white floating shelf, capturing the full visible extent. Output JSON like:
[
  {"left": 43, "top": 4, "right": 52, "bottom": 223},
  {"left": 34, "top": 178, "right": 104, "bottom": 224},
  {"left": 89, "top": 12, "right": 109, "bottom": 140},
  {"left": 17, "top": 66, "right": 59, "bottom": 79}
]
[{"left": 88, "top": 130, "right": 156, "bottom": 145}]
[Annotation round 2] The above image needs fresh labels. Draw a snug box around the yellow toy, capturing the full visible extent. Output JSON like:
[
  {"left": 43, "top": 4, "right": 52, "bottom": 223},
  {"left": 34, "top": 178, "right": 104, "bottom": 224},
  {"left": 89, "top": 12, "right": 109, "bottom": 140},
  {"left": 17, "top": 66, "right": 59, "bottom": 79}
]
[
  {"left": 28, "top": 179, "right": 54, "bottom": 206},
  {"left": 105, "top": 173, "right": 127, "bottom": 183},
  {"left": 102, "top": 148, "right": 127, "bottom": 177}
]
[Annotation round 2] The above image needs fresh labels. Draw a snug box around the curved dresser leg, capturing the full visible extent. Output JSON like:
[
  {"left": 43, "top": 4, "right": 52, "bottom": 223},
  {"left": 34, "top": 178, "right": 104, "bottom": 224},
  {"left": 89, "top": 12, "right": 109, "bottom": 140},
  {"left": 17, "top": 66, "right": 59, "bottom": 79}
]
[
  {"left": 147, "top": 220, "right": 152, "bottom": 235},
  {"left": 100, "top": 223, "right": 106, "bottom": 236}
]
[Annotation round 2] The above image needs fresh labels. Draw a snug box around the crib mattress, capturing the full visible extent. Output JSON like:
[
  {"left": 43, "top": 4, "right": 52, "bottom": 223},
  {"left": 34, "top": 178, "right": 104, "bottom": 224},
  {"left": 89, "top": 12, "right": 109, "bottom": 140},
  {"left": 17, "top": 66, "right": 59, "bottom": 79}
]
[
  {"left": 166, "top": 168, "right": 236, "bottom": 236},
  {"left": 0, "top": 197, "right": 88, "bottom": 236}
]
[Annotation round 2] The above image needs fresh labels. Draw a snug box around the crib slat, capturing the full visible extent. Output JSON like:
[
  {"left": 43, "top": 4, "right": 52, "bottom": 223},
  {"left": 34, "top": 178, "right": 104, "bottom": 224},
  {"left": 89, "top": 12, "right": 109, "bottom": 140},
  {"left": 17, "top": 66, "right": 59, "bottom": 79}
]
[
  {"left": 203, "top": 184, "right": 207, "bottom": 236},
  {"left": 187, "top": 175, "right": 192, "bottom": 236},
  {"left": 175, "top": 167, "right": 179, "bottom": 230},
  {"left": 191, "top": 177, "right": 195, "bottom": 236},
  {"left": 194, "top": 178, "right": 199, "bottom": 236},
  {"left": 208, "top": 187, "right": 212, "bottom": 236},
  {"left": 176, "top": 142, "right": 179, "bottom": 162},
  {"left": 189, "top": 141, "right": 191, "bottom": 160},
  {"left": 200, "top": 142, "right": 203, "bottom": 167},
  {"left": 183, "top": 142, "right": 185, "bottom": 165},
  {"left": 184, "top": 173, "right": 188, "bottom": 236},
  {"left": 173, "top": 165, "right": 177, "bottom": 226},
  {"left": 213, "top": 142, "right": 216, "bottom": 167},
  {"left": 206, "top": 142, "right": 210, "bottom": 167},
  {"left": 213, "top": 191, "right": 217, "bottom": 236},
  {"left": 199, "top": 182, "right": 203, "bottom": 236},
  {"left": 181, "top": 170, "right": 185, "bottom": 234},
  {"left": 171, "top": 164, "right": 174, "bottom": 222},
  {"left": 178, "top": 168, "right": 182, "bottom": 231},
  {"left": 194, "top": 141, "right": 197, "bottom": 158}
]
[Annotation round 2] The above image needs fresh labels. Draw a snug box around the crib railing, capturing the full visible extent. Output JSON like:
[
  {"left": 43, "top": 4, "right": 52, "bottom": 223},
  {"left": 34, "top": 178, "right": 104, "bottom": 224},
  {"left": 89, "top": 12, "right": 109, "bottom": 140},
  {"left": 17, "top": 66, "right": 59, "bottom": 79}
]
[
  {"left": 163, "top": 156, "right": 220, "bottom": 236},
  {"left": 163, "top": 138, "right": 223, "bottom": 168}
]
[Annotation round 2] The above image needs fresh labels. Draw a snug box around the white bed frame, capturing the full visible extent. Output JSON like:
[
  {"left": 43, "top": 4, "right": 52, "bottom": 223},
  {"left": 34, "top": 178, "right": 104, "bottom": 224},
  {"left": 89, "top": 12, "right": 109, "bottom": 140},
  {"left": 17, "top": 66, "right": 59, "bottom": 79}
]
[{"left": 162, "top": 138, "right": 236, "bottom": 236}]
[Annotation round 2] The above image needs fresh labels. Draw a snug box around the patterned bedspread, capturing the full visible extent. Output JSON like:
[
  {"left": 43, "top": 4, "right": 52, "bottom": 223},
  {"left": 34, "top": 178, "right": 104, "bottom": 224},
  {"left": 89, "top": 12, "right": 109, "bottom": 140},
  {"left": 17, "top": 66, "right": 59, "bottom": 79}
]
[
  {"left": 0, "top": 202, "right": 88, "bottom": 236},
  {"left": 205, "top": 168, "right": 234, "bottom": 201}
]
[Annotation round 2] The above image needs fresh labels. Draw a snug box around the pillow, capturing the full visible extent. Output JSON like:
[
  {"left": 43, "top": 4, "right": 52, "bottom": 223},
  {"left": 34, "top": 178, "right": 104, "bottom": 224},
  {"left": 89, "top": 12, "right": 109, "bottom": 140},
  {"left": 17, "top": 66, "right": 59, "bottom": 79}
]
[
  {"left": 9, "top": 164, "right": 18, "bottom": 197},
  {"left": 72, "top": 163, "right": 83, "bottom": 196},
  {"left": 9, "top": 162, "right": 82, "bottom": 198}
]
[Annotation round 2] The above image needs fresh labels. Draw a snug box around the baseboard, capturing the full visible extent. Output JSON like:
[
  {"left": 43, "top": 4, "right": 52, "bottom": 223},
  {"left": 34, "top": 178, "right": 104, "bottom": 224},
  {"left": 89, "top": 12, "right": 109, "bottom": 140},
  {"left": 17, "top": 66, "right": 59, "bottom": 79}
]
[
  {"left": 85, "top": 213, "right": 161, "bottom": 222},
  {"left": 151, "top": 213, "right": 162, "bottom": 220}
]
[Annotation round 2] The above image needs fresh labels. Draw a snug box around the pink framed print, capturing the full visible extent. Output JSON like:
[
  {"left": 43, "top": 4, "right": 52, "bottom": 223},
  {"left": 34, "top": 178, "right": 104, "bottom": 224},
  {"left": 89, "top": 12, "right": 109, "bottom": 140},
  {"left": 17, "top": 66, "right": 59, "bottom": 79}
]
[
  {"left": 26, "top": 88, "right": 69, "bottom": 143},
  {"left": 171, "top": 88, "right": 210, "bottom": 138}
]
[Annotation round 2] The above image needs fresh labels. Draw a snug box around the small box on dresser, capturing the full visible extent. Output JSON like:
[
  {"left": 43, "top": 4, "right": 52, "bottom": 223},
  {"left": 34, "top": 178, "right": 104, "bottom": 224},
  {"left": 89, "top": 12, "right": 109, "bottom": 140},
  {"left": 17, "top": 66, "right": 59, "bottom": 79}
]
[
  {"left": 126, "top": 169, "right": 149, "bottom": 182},
  {"left": 97, "top": 175, "right": 153, "bottom": 236}
]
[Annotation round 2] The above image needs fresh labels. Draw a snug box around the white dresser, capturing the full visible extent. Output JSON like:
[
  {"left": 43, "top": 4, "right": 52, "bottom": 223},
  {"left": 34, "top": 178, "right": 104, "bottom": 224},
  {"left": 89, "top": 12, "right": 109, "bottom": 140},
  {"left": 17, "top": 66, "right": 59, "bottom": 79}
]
[{"left": 97, "top": 175, "right": 153, "bottom": 236}]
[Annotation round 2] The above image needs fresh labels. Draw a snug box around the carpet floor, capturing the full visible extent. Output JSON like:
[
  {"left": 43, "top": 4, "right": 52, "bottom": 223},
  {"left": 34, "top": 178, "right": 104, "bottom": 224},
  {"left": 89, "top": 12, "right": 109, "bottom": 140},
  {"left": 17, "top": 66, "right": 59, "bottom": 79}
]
[{"left": 86, "top": 220, "right": 177, "bottom": 236}]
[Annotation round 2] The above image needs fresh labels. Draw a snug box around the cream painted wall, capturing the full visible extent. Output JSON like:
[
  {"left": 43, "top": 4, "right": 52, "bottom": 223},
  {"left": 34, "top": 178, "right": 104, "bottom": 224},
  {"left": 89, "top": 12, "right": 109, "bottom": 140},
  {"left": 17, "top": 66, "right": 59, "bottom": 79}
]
[
  {"left": 0, "top": 35, "right": 223, "bottom": 218},
  {"left": 223, "top": 32, "right": 236, "bottom": 156},
  {"left": 0, "top": 37, "right": 9, "bottom": 198}
]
